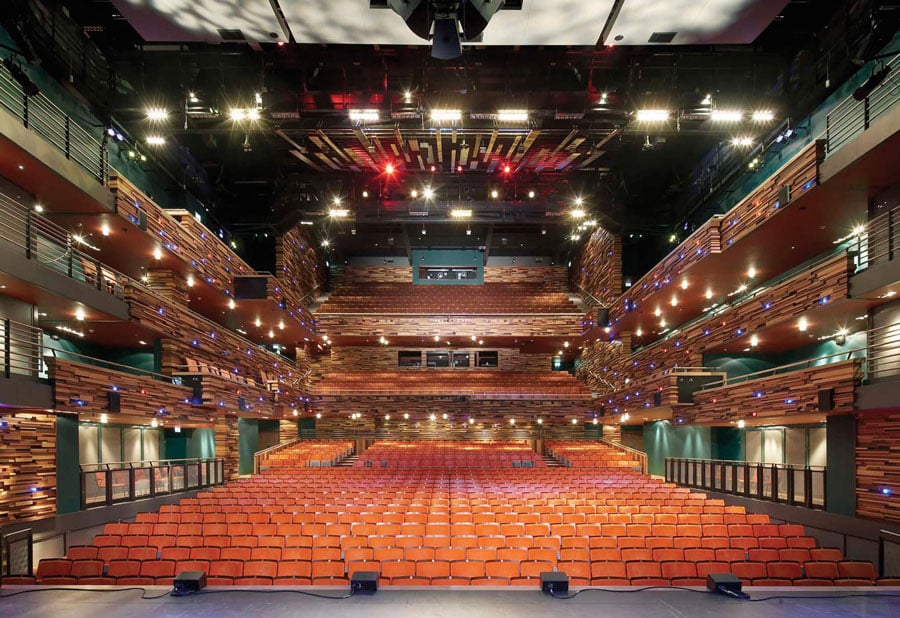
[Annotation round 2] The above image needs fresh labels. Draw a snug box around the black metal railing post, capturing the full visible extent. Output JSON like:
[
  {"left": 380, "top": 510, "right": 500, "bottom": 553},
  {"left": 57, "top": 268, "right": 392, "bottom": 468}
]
[
  {"left": 104, "top": 466, "right": 113, "bottom": 507},
  {"left": 756, "top": 463, "right": 764, "bottom": 499},
  {"left": 22, "top": 92, "right": 28, "bottom": 128},
  {"left": 864, "top": 96, "right": 870, "bottom": 130},
  {"left": 889, "top": 210, "right": 895, "bottom": 261},
  {"left": 66, "top": 235, "right": 74, "bottom": 278},
  {"left": 25, "top": 209, "right": 33, "bottom": 259},
  {"left": 2, "top": 318, "right": 9, "bottom": 378},
  {"left": 787, "top": 465, "right": 795, "bottom": 505},
  {"left": 804, "top": 466, "right": 814, "bottom": 508},
  {"left": 64, "top": 116, "right": 70, "bottom": 159},
  {"left": 771, "top": 464, "right": 779, "bottom": 502}
]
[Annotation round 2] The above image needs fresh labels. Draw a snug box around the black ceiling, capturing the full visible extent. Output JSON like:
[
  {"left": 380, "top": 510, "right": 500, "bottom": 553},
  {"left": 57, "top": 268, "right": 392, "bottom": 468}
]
[{"left": 2, "top": 0, "right": 889, "bottom": 274}]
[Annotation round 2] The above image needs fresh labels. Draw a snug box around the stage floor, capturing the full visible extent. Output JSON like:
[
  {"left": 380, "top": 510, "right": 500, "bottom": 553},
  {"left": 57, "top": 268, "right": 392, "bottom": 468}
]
[{"left": 1, "top": 586, "right": 898, "bottom": 618}]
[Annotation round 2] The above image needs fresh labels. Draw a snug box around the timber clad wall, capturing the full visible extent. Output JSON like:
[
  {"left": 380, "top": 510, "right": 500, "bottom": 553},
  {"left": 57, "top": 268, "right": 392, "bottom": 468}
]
[
  {"left": 570, "top": 228, "right": 622, "bottom": 306},
  {"left": 0, "top": 412, "right": 57, "bottom": 521},
  {"left": 484, "top": 266, "right": 569, "bottom": 290},
  {"left": 316, "top": 314, "right": 582, "bottom": 339},
  {"left": 108, "top": 175, "right": 254, "bottom": 296},
  {"left": 608, "top": 140, "right": 824, "bottom": 327},
  {"left": 332, "top": 266, "right": 413, "bottom": 287},
  {"left": 215, "top": 416, "right": 240, "bottom": 480},
  {"left": 690, "top": 360, "right": 861, "bottom": 423},
  {"left": 856, "top": 408, "right": 900, "bottom": 524},
  {"left": 275, "top": 225, "right": 325, "bottom": 303},
  {"left": 280, "top": 418, "right": 299, "bottom": 442},
  {"left": 313, "top": 347, "right": 552, "bottom": 374}
]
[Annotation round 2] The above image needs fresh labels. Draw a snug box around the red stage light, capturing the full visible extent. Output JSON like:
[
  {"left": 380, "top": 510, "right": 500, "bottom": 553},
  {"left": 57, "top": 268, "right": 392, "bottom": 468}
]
[
  {"left": 503, "top": 164, "right": 511, "bottom": 174},
  {"left": 430, "top": 165, "right": 436, "bottom": 172},
  {"left": 385, "top": 163, "right": 395, "bottom": 175}
]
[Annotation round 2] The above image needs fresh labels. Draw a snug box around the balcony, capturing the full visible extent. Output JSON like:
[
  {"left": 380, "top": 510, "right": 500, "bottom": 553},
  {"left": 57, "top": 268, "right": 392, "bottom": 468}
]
[{"left": 0, "top": 319, "right": 52, "bottom": 409}]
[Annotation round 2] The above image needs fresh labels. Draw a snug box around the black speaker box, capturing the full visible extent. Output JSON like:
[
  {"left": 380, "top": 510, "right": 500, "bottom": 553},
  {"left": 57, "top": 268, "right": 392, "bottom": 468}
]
[
  {"left": 540, "top": 571, "right": 569, "bottom": 595},
  {"left": 108, "top": 391, "right": 121, "bottom": 413},
  {"left": 596, "top": 308, "right": 610, "bottom": 327},
  {"left": 172, "top": 570, "right": 207, "bottom": 596},
  {"left": 706, "top": 572, "right": 742, "bottom": 593},
  {"left": 350, "top": 570, "right": 378, "bottom": 595},
  {"left": 777, "top": 185, "right": 791, "bottom": 206},
  {"left": 818, "top": 388, "right": 834, "bottom": 411}
]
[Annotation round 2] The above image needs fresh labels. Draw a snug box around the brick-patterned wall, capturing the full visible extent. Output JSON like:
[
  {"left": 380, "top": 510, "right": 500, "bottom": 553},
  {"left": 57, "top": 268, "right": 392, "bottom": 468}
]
[
  {"left": 856, "top": 408, "right": 900, "bottom": 524},
  {"left": 275, "top": 225, "right": 325, "bottom": 304},
  {"left": 0, "top": 412, "right": 57, "bottom": 522},
  {"left": 215, "top": 416, "right": 240, "bottom": 480},
  {"left": 570, "top": 227, "right": 622, "bottom": 307}
]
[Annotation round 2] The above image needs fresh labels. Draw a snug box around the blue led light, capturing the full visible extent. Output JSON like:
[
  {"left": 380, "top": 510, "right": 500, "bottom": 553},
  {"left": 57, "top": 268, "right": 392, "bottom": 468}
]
[{"left": 882, "top": 488, "right": 892, "bottom": 496}]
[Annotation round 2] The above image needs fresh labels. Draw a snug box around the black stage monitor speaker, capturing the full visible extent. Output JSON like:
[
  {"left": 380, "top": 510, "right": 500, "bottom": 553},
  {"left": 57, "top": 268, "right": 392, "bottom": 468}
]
[
  {"left": 596, "top": 308, "right": 609, "bottom": 328},
  {"left": 172, "top": 570, "right": 207, "bottom": 596},
  {"left": 540, "top": 571, "right": 569, "bottom": 596},
  {"left": 350, "top": 570, "right": 379, "bottom": 595},
  {"left": 706, "top": 572, "right": 748, "bottom": 599},
  {"left": 108, "top": 391, "right": 121, "bottom": 413},
  {"left": 653, "top": 391, "right": 662, "bottom": 407},
  {"left": 818, "top": 387, "right": 834, "bottom": 411}
]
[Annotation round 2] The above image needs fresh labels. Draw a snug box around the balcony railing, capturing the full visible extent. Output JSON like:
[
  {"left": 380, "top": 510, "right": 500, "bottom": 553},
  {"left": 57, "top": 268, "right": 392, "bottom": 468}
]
[
  {"left": 0, "top": 190, "right": 127, "bottom": 298},
  {"left": 854, "top": 202, "right": 898, "bottom": 273},
  {"left": 825, "top": 53, "right": 900, "bottom": 155},
  {"left": 0, "top": 62, "right": 108, "bottom": 183},
  {"left": 80, "top": 458, "right": 225, "bottom": 509},
  {"left": 0, "top": 318, "right": 43, "bottom": 379},
  {"left": 666, "top": 457, "right": 826, "bottom": 510}
]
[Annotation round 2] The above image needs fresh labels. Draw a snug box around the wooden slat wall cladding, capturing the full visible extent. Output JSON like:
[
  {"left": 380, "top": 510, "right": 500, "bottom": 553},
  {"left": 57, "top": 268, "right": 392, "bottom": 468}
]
[
  {"left": 126, "top": 283, "right": 310, "bottom": 403},
  {"left": 311, "top": 396, "right": 591, "bottom": 425},
  {"left": 607, "top": 141, "right": 823, "bottom": 327},
  {"left": 570, "top": 228, "right": 622, "bottom": 306},
  {"left": 597, "top": 373, "right": 683, "bottom": 414},
  {"left": 575, "top": 339, "right": 631, "bottom": 395},
  {"left": 315, "top": 314, "right": 583, "bottom": 339},
  {"left": 108, "top": 175, "right": 253, "bottom": 296},
  {"left": 313, "top": 346, "right": 552, "bottom": 374},
  {"left": 47, "top": 357, "right": 208, "bottom": 424},
  {"left": 718, "top": 141, "right": 824, "bottom": 249},
  {"left": 146, "top": 268, "right": 190, "bottom": 306},
  {"left": 603, "top": 425, "right": 623, "bottom": 443},
  {"left": 689, "top": 359, "right": 861, "bottom": 424},
  {"left": 215, "top": 416, "right": 240, "bottom": 480},
  {"left": 332, "top": 266, "right": 414, "bottom": 288},
  {"left": 593, "top": 251, "right": 851, "bottom": 400},
  {"left": 280, "top": 418, "right": 299, "bottom": 442},
  {"left": 857, "top": 408, "right": 900, "bottom": 524},
  {"left": 608, "top": 217, "right": 722, "bottom": 326},
  {"left": 274, "top": 225, "right": 325, "bottom": 305},
  {"left": 0, "top": 412, "right": 57, "bottom": 522},
  {"left": 483, "top": 266, "right": 569, "bottom": 290}
]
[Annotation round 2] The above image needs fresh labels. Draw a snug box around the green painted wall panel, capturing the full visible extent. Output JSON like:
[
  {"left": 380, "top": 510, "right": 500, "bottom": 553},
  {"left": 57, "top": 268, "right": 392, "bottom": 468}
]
[
  {"left": 711, "top": 427, "right": 745, "bottom": 461},
  {"left": 826, "top": 414, "right": 855, "bottom": 516},
  {"left": 238, "top": 418, "right": 259, "bottom": 475},
  {"left": 643, "top": 421, "right": 711, "bottom": 476},
  {"left": 56, "top": 414, "right": 80, "bottom": 514}
]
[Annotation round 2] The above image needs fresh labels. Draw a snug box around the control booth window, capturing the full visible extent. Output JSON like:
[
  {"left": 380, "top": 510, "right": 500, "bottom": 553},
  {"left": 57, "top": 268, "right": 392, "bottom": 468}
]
[
  {"left": 452, "top": 352, "right": 470, "bottom": 367},
  {"left": 398, "top": 351, "right": 422, "bottom": 367},
  {"left": 476, "top": 351, "right": 498, "bottom": 367},
  {"left": 418, "top": 266, "right": 478, "bottom": 280},
  {"left": 426, "top": 351, "right": 450, "bottom": 367}
]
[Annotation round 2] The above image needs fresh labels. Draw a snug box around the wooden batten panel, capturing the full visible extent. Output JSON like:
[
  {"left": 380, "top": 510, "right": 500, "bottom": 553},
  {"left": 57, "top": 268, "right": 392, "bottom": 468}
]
[
  {"left": 275, "top": 225, "right": 325, "bottom": 309},
  {"left": 47, "top": 357, "right": 208, "bottom": 425},
  {"left": 856, "top": 408, "right": 900, "bottom": 523},
  {"left": 315, "top": 314, "right": 583, "bottom": 339},
  {"left": 215, "top": 416, "right": 240, "bottom": 480},
  {"left": 0, "top": 412, "right": 57, "bottom": 522},
  {"left": 587, "top": 251, "right": 852, "bottom": 402},
  {"left": 689, "top": 359, "right": 861, "bottom": 424},
  {"left": 570, "top": 228, "right": 622, "bottom": 307},
  {"left": 608, "top": 141, "right": 823, "bottom": 327},
  {"left": 483, "top": 266, "right": 569, "bottom": 289},
  {"left": 280, "top": 418, "right": 299, "bottom": 442},
  {"left": 107, "top": 174, "right": 254, "bottom": 297}
]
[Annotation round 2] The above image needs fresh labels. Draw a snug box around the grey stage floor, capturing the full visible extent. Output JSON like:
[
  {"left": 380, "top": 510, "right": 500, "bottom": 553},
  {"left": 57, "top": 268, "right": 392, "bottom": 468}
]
[{"left": 1, "top": 586, "right": 899, "bottom": 618}]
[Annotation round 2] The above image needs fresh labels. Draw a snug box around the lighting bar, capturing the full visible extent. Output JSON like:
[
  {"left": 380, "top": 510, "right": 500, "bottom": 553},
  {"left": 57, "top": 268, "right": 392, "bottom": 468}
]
[
  {"left": 710, "top": 110, "right": 743, "bottom": 122},
  {"left": 146, "top": 135, "right": 166, "bottom": 145},
  {"left": 146, "top": 107, "right": 169, "bottom": 121},
  {"left": 329, "top": 209, "right": 350, "bottom": 218},
  {"left": 731, "top": 136, "right": 754, "bottom": 147},
  {"left": 450, "top": 209, "right": 472, "bottom": 218},
  {"left": 752, "top": 110, "right": 775, "bottom": 122},
  {"left": 430, "top": 109, "right": 462, "bottom": 123},
  {"left": 349, "top": 109, "right": 380, "bottom": 122},
  {"left": 570, "top": 208, "right": 586, "bottom": 219},
  {"left": 636, "top": 109, "right": 670, "bottom": 122},
  {"left": 497, "top": 109, "right": 529, "bottom": 122}
]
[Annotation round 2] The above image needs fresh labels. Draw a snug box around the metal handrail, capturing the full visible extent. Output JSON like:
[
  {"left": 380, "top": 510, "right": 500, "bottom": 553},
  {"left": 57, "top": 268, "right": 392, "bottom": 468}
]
[
  {"left": 46, "top": 348, "right": 176, "bottom": 384},
  {"left": 696, "top": 349, "right": 864, "bottom": 391},
  {"left": 79, "top": 457, "right": 220, "bottom": 472},
  {"left": 666, "top": 456, "right": 826, "bottom": 510},
  {"left": 825, "top": 53, "right": 900, "bottom": 154},
  {"left": 599, "top": 438, "right": 649, "bottom": 475},
  {"left": 0, "top": 190, "right": 128, "bottom": 298},
  {"left": 0, "top": 61, "right": 107, "bottom": 183},
  {"left": 853, "top": 202, "right": 899, "bottom": 271}
]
